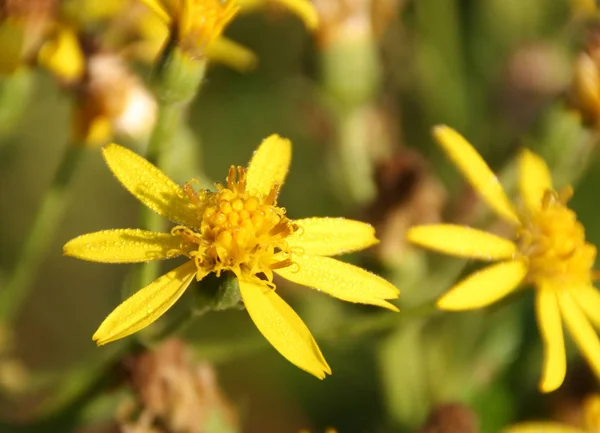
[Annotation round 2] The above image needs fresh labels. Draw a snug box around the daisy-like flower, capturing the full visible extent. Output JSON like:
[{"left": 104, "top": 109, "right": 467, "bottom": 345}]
[
  {"left": 504, "top": 393, "right": 600, "bottom": 433},
  {"left": 64, "top": 135, "right": 399, "bottom": 378},
  {"left": 407, "top": 126, "right": 600, "bottom": 393},
  {"left": 139, "top": 0, "right": 239, "bottom": 54},
  {"left": 137, "top": 0, "right": 317, "bottom": 70}
]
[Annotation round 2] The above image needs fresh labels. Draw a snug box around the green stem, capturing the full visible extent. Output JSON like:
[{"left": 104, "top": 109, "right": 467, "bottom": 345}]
[
  {"left": 134, "top": 42, "right": 207, "bottom": 289},
  {"left": 0, "top": 145, "right": 84, "bottom": 321},
  {"left": 145, "top": 100, "right": 182, "bottom": 167},
  {"left": 135, "top": 102, "right": 183, "bottom": 288}
]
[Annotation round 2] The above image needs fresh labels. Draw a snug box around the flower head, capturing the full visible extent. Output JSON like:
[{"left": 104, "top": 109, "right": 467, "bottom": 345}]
[
  {"left": 408, "top": 126, "right": 600, "bottom": 393},
  {"left": 64, "top": 135, "right": 399, "bottom": 378},
  {"left": 136, "top": 0, "right": 317, "bottom": 69},
  {"left": 139, "top": 0, "right": 239, "bottom": 54}
]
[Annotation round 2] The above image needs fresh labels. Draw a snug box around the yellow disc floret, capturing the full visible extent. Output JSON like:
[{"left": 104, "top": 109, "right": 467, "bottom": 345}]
[
  {"left": 172, "top": 166, "right": 298, "bottom": 282},
  {"left": 518, "top": 187, "right": 597, "bottom": 287}
]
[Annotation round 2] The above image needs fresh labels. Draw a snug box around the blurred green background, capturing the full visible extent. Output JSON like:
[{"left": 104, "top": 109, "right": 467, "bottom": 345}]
[{"left": 2, "top": 0, "right": 600, "bottom": 432}]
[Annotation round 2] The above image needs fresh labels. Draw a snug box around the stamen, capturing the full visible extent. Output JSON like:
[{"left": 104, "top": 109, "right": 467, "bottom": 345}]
[{"left": 519, "top": 186, "right": 596, "bottom": 286}]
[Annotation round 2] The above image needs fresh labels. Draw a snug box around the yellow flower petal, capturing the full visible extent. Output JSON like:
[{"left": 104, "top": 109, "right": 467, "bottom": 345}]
[
  {"left": 102, "top": 143, "right": 198, "bottom": 227},
  {"left": 272, "top": 0, "right": 319, "bottom": 29},
  {"left": 286, "top": 217, "right": 378, "bottom": 256},
  {"left": 535, "top": 287, "right": 566, "bottom": 393},
  {"left": 433, "top": 126, "right": 519, "bottom": 224},
  {"left": 572, "top": 53, "right": 600, "bottom": 120},
  {"left": 37, "top": 26, "right": 85, "bottom": 82},
  {"left": 238, "top": 278, "right": 331, "bottom": 378},
  {"left": 519, "top": 149, "right": 553, "bottom": 214},
  {"left": 570, "top": 285, "right": 600, "bottom": 328},
  {"left": 206, "top": 37, "right": 258, "bottom": 72},
  {"left": 138, "top": 0, "right": 172, "bottom": 23},
  {"left": 437, "top": 260, "right": 526, "bottom": 310},
  {"left": 275, "top": 255, "right": 399, "bottom": 311},
  {"left": 63, "top": 229, "right": 185, "bottom": 263},
  {"left": 407, "top": 224, "right": 518, "bottom": 261},
  {"left": 559, "top": 291, "right": 600, "bottom": 381},
  {"left": 503, "top": 423, "right": 585, "bottom": 433},
  {"left": 236, "top": 0, "right": 318, "bottom": 29},
  {"left": 246, "top": 134, "right": 291, "bottom": 196},
  {"left": 93, "top": 260, "right": 199, "bottom": 345}
]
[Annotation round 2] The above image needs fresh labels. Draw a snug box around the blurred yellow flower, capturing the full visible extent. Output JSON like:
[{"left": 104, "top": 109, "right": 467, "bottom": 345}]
[
  {"left": 37, "top": 25, "right": 85, "bottom": 82},
  {"left": 64, "top": 135, "right": 399, "bottom": 378},
  {"left": 136, "top": 0, "right": 317, "bottom": 70},
  {"left": 408, "top": 126, "right": 600, "bottom": 393},
  {"left": 504, "top": 393, "right": 600, "bottom": 433},
  {"left": 139, "top": 0, "right": 239, "bottom": 54}
]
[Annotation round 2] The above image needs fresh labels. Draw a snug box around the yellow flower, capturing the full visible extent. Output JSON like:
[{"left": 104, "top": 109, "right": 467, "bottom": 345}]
[
  {"left": 140, "top": 0, "right": 238, "bottom": 53},
  {"left": 136, "top": 0, "right": 317, "bottom": 70},
  {"left": 63, "top": 135, "right": 399, "bottom": 378},
  {"left": 407, "top": 126, "right": 600, "bottom": 393},
  {"left": 504, "top": 393, "right": 600, "bottom": 433},
  {"left": 37, "top": 25, "right": 85, "bottom": 82}
]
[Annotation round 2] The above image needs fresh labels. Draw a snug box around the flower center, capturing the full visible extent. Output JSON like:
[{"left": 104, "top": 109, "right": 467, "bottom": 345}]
[
  {"left": 518, "top": 187, "right": 596, "bottom": 287},
  {"left": 173, "top": 166, "right": 298, "bottom": 282}
]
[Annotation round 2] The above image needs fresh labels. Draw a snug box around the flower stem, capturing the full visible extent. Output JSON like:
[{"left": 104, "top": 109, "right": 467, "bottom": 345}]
[
  {"left": 134, "top": 41, "right": 207, "bottom": 289},
  {"left": 137, "top": 102, "right": 183, "bottom": 288},
  {"left": 0, "top": 145, "right": 84, "bottom": 321}
]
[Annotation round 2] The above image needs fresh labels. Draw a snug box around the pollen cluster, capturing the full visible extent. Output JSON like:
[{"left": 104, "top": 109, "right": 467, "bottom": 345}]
[
  {"left": 172, "top": 166, "right": 298, "bottom": 280},
  {"left": 518, "top": 188, "right": 597, "bottom": 286}
]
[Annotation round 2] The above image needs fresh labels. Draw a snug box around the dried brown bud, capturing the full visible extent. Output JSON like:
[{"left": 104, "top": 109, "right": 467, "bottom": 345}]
[
  {"left": 73, "top": 52, "right": 156, "bottom": 146},
  {"left": 417, "top": 403, "right": 479, "bottom": 433},
  {"left": 365, "top": 149, "right": 446, "bottom": 265},
  {"left": 119, "top": 339, "right": 237, "bottom": 433}
]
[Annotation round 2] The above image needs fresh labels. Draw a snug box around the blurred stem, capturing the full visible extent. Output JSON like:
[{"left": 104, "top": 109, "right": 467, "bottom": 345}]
[
  {"left": 134, "top": 41, "right": 208, "bottom": 289},
  {"left": 0, "top": 145, "right": 84, "bottom": 322},
  {"left": 137, "top": 102, "right": 183, "bottom": 287},
  {"left": 0, "top": 69, "right": 34, "bottom": 145},
  {"left": 321, "top": 31, "right": 382, "bottom": 207}
]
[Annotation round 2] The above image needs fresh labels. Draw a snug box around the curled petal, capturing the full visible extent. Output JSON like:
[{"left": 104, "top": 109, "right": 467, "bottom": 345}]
[
  {"left": 433, "top": 126, "right": 519, "bottom": 224},
  {"left": 502, "top": 423, "right": 585, "bottom": 433},
  {"left": 437, "top": 260, "right": 526, "bottom": 310},
  {"left": 287, "top": 217, "right": 378, "bottom": 256},
  {"left": 64, "top": 229, "right": 185, "bottom": 263},
  {"left": 237, "top": 0, "right": 318, "bottom": 29},
  {"left": 102, "top": 144, "right": 198, "bottom": 227},
  {"left": 246, "top": 134, "right": 291, "bottom": 196},
  {"left": 572, "top": 53, "right": 600, "bottom": 122},
  {"left": 207, "top": 37, "right": 258, "bottom": 72},
  {"left": 535, "top": 287, "right": 566, "bottom": 393},
  {"left": 93, "top": 261, "right": 200, "bottom": 345},
  {"left": 407, "top": 224, "right": 517, "bottom": 261},
  {"left": 272, "top": 0, "right": 318, "bottom": 29},
  {"left": 559, "top": 291, "right": 600, "bottom": 381},
  {"left": 519, "top": 149, "right": 553, "bottom": 215},
  {"left": 275, "top": 255, "right": 399, "bottom": 311},
  {"left": 238, "top": 278, "right": 331, "bottom": 378}
]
